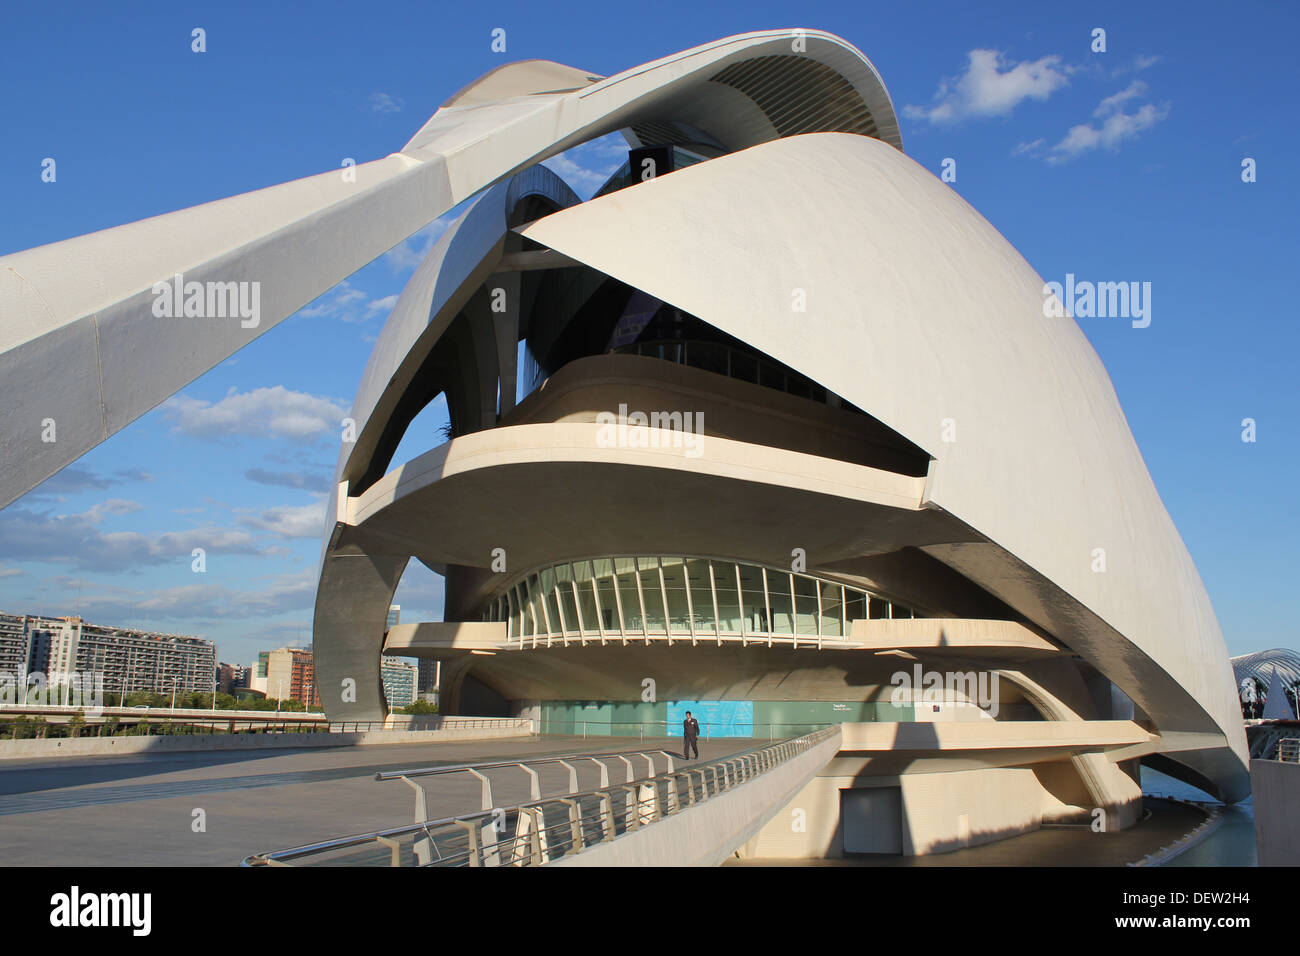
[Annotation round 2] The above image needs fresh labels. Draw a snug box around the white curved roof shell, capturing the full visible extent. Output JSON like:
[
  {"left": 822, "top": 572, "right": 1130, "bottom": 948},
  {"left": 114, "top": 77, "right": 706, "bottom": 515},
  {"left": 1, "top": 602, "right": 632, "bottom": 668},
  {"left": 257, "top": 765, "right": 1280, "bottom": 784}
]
[{"left": 517, "top": 132, "right": 1248, "bottom": 797}]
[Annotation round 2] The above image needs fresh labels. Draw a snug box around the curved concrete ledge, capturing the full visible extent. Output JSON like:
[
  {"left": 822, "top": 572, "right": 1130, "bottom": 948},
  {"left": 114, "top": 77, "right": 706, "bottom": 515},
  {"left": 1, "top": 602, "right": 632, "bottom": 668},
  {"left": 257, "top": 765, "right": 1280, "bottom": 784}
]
[
  {"left": 353, "top": 422, "right": 927, "bottom": 529},
  {"left": 1129, "top": 798, "right": 1222, "bottom": 867},
  {"left": 550, "top": 728, "right": 842, "bottom": 866}
]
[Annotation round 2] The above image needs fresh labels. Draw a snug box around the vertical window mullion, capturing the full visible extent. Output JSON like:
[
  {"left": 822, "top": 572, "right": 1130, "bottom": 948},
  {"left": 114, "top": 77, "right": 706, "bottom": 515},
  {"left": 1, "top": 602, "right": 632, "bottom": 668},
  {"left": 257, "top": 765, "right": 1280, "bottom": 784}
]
[
  {"left": 590, "top": 570, "right": 607, "bottom": 647},
  {"left": 683, "top": 557, "right": 696, "bottom": 646},
  {"left": 634, "top": 559, "right": 649, "bottom": 646},
  {"left": 525, "top": 580, "right": 538, "bottom": 649},
  {"left": 708, "top": 560, "right": 721, "bottom": 645},
  {"left": 535, "top": 576, "right": 554, "bottom": 647},
  {"left": 657, "top": 558, "right": 671, "bottom": 647},
  {"left": 568, "top": 564, "right": 585, "bottom": 646},
  {"left": 734, "top": 563, "right": 744, "bottom": 648},
  {"left": 790, "top": 571, "right": 798, "bottom": 650},
  {"left": 611, "top": 560, "right": 628, "bottom": 646},
  {"left": 761, "top": 567, "right": 772, "bottom": 649},
  {"left": 814, "top": 576, "right": 823, "bottom": 650}
]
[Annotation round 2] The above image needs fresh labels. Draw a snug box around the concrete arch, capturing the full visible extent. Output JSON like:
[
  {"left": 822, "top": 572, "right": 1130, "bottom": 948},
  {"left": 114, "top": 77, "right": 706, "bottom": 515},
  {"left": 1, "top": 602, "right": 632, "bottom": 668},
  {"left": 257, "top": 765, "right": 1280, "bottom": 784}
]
[{"left": 0, "top": 29, "right": 899, "bottom": 508}]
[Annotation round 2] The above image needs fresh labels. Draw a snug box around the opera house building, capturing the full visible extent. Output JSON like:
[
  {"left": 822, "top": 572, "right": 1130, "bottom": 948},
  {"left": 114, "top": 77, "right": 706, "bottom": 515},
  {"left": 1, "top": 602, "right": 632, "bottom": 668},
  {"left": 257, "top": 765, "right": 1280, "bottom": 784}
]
[{"left": 0, "top": 30, "right": 1249, "bottom": 858}]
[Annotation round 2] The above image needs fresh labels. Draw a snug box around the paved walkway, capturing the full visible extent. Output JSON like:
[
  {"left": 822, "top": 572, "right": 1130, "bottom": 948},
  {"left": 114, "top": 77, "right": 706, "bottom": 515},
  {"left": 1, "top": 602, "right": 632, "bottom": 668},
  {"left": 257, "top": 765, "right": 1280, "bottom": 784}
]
[{"left": 0, "top": 734, "right": 739, "bottom": 866}]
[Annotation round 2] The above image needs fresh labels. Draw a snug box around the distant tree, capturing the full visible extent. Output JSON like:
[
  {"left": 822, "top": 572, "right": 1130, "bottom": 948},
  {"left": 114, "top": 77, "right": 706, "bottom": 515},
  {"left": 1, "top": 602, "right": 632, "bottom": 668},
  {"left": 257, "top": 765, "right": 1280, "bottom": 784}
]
[
  {"left": 400, "top": 700, "right": 439, "bottom": 716},
  {"left": 68, "top": 710, "right": 86, "bottom": 738}
]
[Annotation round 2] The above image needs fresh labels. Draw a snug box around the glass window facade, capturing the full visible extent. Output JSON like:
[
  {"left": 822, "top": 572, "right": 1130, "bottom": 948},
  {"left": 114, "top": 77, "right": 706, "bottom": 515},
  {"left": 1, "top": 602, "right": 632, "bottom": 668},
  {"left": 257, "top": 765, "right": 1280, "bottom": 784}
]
[{"left": 485, "top": 555, "right": 923, "bottom": 645}]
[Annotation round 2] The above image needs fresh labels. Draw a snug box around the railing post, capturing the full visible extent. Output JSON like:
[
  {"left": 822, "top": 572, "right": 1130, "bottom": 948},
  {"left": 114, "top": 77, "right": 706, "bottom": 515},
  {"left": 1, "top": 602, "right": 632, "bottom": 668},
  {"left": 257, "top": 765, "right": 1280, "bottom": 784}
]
[
  {"left": 456, "top": 819, "right": 483, "bottom": 867},
  {"left": 375, "top": 835, "right": 402, "bottom": 867},
  {"left": 666, "top": 773, "right": 681, "bottom": 814},
  {"left": 558, "top": 759, "right": 578, "bottom": 795},
  {"left": 622, "top": 785, "right": 641, "bottom": 830},
  {"left": 560, "top": 798, "right": 585, "bottom": 854},
  {"left": 640, "top": 780, "right": 660, "bottom": 824},
  {"left": 467, "top": 767, "right": 493, "bottom": 811},
  {"left": 597, "top": 792, "right": 615, "bottom": 842},
  {"left": 528, "top": 807, "right": 547, "bottom": 864},
  {"left": 518, "top": 763, "right": 541, "bottom": 801}
]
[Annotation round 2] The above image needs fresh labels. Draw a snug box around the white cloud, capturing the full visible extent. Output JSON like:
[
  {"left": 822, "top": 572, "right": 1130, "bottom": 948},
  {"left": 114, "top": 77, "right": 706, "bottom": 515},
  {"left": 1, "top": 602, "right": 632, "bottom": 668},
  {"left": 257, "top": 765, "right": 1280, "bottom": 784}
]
[
  {"left": 1095, "top": 80, "right": 1148, "bottom": 117},
  {"left": 392, "top": 559, "right": 446, "bottom": 622},
  {"left": 32, "top": 571, "right": 319, "bottom": 624},
  {"left": 384, "top": 219, "right": 451, "bottom": 272},
  {"left": 542, "top": 135, "right": 628, "bottom": 199},
  {"left": 162, "top": 386, "right": 348, "bottom": 442},
  {"left": 297, "top": 279, "right": 394, "bottom": 323},
  {"left": 239, "top": 496, "right": 328, "bottom": 540},
  {"left": 1049, "top": 91, "right": 1169, "bottom": 162},
  {"left": 366, "top": 294, "right": 398, "bottom": 317},
  {"left": 370, "top": 92, "right": 403, "bottom": 113},
  {"left": 905, "top": 49, "right": 1070, "bottom": 123},
  {"left": 542, "top": 155, "right": 609, "bottom": 196},
  {"left": 1113, "top": 53, "right": 1163, "bottom": 77},
  {"left": 0, "top": 501, "right": 268, "bottom": 572},
  {"left": 244, "top": 467, "right": 330, "bottom": 492},
  {"left": 20, "top": 467, "right": 153, "bottom": 503}
]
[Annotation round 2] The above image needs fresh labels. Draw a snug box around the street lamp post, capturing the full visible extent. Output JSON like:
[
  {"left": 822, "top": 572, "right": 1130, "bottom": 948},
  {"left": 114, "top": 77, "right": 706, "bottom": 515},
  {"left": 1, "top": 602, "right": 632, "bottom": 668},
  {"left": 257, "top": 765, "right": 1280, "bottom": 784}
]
[{"left": 170, "top": 677, "right": 177, "bottom": 712}]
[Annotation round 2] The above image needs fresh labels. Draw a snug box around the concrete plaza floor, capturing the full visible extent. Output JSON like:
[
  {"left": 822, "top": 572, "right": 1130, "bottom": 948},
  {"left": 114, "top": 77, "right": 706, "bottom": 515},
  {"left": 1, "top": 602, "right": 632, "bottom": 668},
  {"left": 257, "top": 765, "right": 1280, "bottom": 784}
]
[{"left": 0, "top": 734, "right": 736, "bottom": 866}]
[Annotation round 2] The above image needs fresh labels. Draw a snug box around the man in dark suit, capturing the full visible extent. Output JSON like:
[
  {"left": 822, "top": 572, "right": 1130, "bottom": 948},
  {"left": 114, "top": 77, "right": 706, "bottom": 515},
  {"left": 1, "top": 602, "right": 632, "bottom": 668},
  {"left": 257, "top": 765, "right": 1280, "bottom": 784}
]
[{"left": 683, "top": 711, "right": 700, "bottom": 760}]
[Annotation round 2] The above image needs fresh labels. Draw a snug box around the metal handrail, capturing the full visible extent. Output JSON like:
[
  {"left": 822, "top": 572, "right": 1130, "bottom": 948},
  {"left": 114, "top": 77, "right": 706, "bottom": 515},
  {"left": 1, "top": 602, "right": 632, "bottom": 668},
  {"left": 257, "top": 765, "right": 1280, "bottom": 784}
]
[
  {"left": 375, "top": 748, "right": 676, "bottom": 783},
  {"left": 242, "top": 727, "right": 836, "bottom": 867},
  {"left": 540, "top": 720, "right": 837, "bottom": 741},
  {"left": 378, "top": 748, "right": 681, "bottom": 834}
]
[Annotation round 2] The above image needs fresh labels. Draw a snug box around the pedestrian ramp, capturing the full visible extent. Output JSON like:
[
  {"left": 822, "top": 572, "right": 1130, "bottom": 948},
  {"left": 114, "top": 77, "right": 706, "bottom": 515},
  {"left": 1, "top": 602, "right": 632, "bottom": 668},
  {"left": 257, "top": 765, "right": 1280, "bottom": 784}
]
[{"left": 241, "top": 727, "right": 841, "bottom": 867}]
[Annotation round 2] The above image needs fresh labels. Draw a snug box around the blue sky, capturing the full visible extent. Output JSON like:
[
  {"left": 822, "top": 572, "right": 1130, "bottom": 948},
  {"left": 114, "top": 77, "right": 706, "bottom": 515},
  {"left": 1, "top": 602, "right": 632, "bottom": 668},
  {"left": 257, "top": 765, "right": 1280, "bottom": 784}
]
[{"left": 0, "top": 0, "right": 1295, "bottom": 667}]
